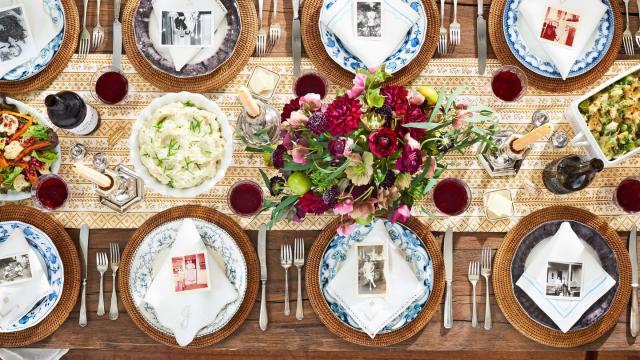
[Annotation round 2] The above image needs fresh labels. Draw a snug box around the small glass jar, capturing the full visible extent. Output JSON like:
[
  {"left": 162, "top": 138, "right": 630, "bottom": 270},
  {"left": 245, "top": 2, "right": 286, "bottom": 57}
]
[
  {"left": 247, "top": 66, "right": 280, "bottom": 101},
  {"left": 483, "top": 189, "right": 514, "bottom": 221},
  {"left": 237, "top": 100, "right": 280, "bottom": 146}
]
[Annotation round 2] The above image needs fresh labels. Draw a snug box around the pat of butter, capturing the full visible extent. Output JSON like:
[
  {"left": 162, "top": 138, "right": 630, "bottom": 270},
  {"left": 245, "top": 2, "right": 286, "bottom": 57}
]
[
  {"left": 485, "top": 190, "right": 513, "bottom": 220},
  {"left": 248, "top": 67, "right": 279, "bottom": 98}
]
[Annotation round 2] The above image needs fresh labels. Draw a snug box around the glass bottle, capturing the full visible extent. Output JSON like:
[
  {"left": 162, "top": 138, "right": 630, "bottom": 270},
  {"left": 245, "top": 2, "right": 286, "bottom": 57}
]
[
  {"left": 542, "top": 155, "right": 604, "bottom": 195},
  {"left": 236, "top": 86, "right": 279, "bottom": 146},
  {"left": 44, "top": 91, "right": 100, "bottom": 135}
]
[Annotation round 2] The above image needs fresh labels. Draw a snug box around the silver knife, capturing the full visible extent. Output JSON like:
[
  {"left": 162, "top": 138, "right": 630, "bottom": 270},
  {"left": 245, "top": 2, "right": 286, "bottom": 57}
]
[
  {"left": 79, "top": 224, "right": 89, "bottom": 327},
  {"left": 443, "top": 227, "right": 453, "bottom": 329},
  {"left": 476, "top": 0, "right": 487, "bottom": 75},
  {"left": 258, "top": 224, "right": 268, "bottom": 331},
  {"left": 630, "top": 225, "right": 638, "bottom": 337},
  {"left": 112, "top": 0, "right": 122, "bottom": 70},
  {"left": 291, "top": 0, "right": 301, "bottom": 77}
]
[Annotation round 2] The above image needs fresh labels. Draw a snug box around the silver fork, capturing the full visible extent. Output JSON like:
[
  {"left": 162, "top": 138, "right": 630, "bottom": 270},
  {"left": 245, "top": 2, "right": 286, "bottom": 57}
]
[
  {"left": 109, "top": 243, "right": 120, "bottom": 320},
  {"left": 481, "top": 247, "right": 493, "bottom": 330},
  {"left": 79, "top": 0, "right": 90, "bottom": 56},
  {"left": 91, "top": 0, "right": 104, "bottom": 49},
  {"left": 96, "top": 252, "right": 108, "bottom": 316},
  {"left": 623, "top": 0, "right": 635, "bottom": 55},
  {"left": 438, "top": 0, "right": 448, "bottom": 56},
  {"left": 449, "top": 0, "right": 460, "bottom": 48},
  {"left": 281, "top": 244, "right": 292, "bottom": 316},
  {"left": 256, "top": 0, "right": 267, "bottom": 56},
  {"left": 468, "top": 261, "right": 479, "bottom": 328},
  {"left": 294, "top": 237, "right": 305, "bottom": 320},
  {"left": 269, "top": 0, "right": 281, "bottom": 48},
  {"left": 635, "top": 0, "right": 640, "bottom": 49}
]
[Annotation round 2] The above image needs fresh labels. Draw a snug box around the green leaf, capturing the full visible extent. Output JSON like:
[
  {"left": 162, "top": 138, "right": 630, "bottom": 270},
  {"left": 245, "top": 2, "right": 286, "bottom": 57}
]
[
  {"left": 403, "top": 122, "right": 441, "bottom": 131},
  {"left": 22, "top": 125, "right": 50, "bottom": 141},
  {"left": 422, "top": 178, "right": 438, "bottom": 195},
  {"left": 283, "top": 162, "right": 313, "bottom": 171},
  {"left": 444, "top": 86, "right": 465, "bottom": 114},
  {"left": 258, "top": 169, "right": 271, "bottom": 188},
  {"left": 267, "top": 195, "right": 300, "bottom": 228},
  {"left": 428, "top": 87, "right": 446, "bottom": 123},
  {"left": 366, "top": 89, "right": 385, "bottom": 108},
  {"left": 463, "top": 114, "right": 493, "bottom": 123},
  {"left": 31, "top": 149, "right": 58, "bottom": 164}
]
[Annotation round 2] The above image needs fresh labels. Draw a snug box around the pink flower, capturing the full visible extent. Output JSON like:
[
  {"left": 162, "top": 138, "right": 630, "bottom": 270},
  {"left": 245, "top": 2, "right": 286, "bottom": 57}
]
[
  {"left": 333, "top": 196, "right": 354, "bottom": 215},
  {"left": 368, "top": 67, "right": 377, "bottom": 73},
  {"left": 281, "top": 130, "right": 294, "bottom": 150},
  {"left": 391, "top": 204, "right": 411, "bottom": 223},
  {"left": 407, "top": 89, "right": 425, "bottom": 106},
  {"left": 456, "top": 100, "right": 469, "bottom": 110},
  {"left": 351, "top": 200, "right": 376, "bottom": 219},
  {"left": 453, "top": 110, "right": 473, "bottom": 129},
  {"left": 288, "top": 110, "right": 309, "bottom": 128},
  {"left": 337, "top": 219, "right": 357, "bottom": 236},
  {"left": 299, "top": 93, "right": 322, "bottom": 111},
  {"left": 425, "top": 156, "right": 437, "bottom": 178},
  {"left": 404, "top": 133, "right": 420, "bottom": 150},
  {"left": 347, "top": 73, "right": 366, "bottom": 99},
  {"left": 396, "top": 147, "right": 423, "bottom": 174},
  {"left": 292, "top": 145, "right": 308, "bottom": 164}
]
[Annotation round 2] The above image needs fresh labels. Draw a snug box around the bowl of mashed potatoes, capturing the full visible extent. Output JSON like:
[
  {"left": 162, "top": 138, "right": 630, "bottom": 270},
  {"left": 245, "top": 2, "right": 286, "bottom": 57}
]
[{"left": 130, "top": 92, "right": 233, "bottom": 197}]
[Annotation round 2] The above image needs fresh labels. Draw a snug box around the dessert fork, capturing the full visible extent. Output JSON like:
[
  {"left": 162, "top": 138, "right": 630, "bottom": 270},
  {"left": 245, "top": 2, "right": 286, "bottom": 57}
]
[
  {"left": 294, "top": 237, "right": 305, "bottom": 320},
  {"left": 269, "top": 0, "right": 281, "bottom": 47},
  {"left": 109, "top": 243, "right": 120, "bottom": 320},
  {"left": 256, "top": 0, "right": 267, "bottom": 56},
  {"left": 280, "top": 244, "right": 292, "bottom": 316},
  {"left": 449, "top": 0, "right": 460, "bottom": 48},
  {"left": 635, "top": 0, "right": 640, "bottom": 49},
  {"left": 438, "top": 0, "right": 448, "bottom": 55},
  {"left": 96, "top": 252, "right": 108, "bottom": 316},
  {"left": 468, "top": 261, "right": 479, "bottom": 328},
  {"left": 91, "top": 0, "right": 104, "bottom": 49},
  {"left": 79, "top": 0, "right": 90, "bottom": 56},
  {"left": 481, "top": 247, "right": 493, "bottom": 330},
  {"left": 623, "top": 0, "right": 635, "bottom": 55}
]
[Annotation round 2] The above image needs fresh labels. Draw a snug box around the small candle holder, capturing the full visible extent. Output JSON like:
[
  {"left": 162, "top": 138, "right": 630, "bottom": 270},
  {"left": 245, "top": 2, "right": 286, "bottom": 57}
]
[
  {"left": 476, "top": 130, "right": 532, "bottom": 177},
  {"left": 94, "top": 164, "right": 144, "bottom": 212},
  {"left": 237, "top": 100, "right": 280, "bottom": 146}
]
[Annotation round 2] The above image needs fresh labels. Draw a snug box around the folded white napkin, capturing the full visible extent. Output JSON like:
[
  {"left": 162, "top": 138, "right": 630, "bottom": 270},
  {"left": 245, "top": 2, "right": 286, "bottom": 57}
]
[
  {"left": 150, "top": 0, "right": 228, "bottom": 72},
  {"left": 0, "top": 349, "right": 68, "bottom": 360},
  {"left": 326, "top": 220, "right": 423, "bottom": 339},
  {"left": 144, "top": 219, "right": 238, "bottom": 347},
  {"left": 0, "top": 229, "right": 52, "bottom": 329},
  {"left": 518, "top": 0, "right": 607, "bottom": 79},
  {"left": 320, "top": 0, "right": 419, "bottom": 69},
  {"left": 515, "top": 222, "right": 616, "bottom": 333}
]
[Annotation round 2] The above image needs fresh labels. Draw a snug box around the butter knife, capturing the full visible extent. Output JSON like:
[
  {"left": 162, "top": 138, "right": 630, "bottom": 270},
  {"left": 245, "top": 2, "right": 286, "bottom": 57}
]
[
  {"left": 79, "top": 224, "right": 89, "bottom": 327},
  {"left": 630, "top": 225, "right": 638, "bottom": 337},
  {"left": 112, "top": 0, "right": 122, "bottom": 70},
  {"left": 443, "top": 227, "right": 453, "bottom": 329},
  {"left": 476, "top": 0, "right": 487, "bottom": 75},
  {"left": 291, "top": 0, "right": 301, "bottom": 77},
  {"left": 258, "top": 223, "right": 268, "bottom": 331}
]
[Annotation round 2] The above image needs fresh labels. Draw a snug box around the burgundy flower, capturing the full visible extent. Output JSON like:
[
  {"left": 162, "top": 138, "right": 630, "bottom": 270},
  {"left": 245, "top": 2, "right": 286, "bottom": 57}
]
[
  {"left": 368, "top": 127, "right": 398, "bottom": 158},
  {"left": 297, "top": 192, "right": 329, "bottom": 215},
  {"left": 271, "top": 145, "right": 287, "bottom": 169},
  {"left": 281, "top": 97, "right": 301, "bottom": 122},
  {"left": 381, "top": 85, "right": 409, "bottom": 117},
  {"left": 325, "top": 95, "right": 362, "bottom": 136},
  {"left": 396, "top": 147, "right": 423, "bottom": 174},
  {"left": 328, "top": 137, "right": 352, "bottom": 158},
  {"left": 397, "top": 104, "right": 427, "bottom": 141}
]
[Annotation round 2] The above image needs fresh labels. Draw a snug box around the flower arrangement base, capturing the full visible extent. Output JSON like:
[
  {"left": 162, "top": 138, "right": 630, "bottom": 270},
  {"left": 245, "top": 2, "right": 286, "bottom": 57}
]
[{"left": 476, "top": 130, "right": 529, "bottom": 177}]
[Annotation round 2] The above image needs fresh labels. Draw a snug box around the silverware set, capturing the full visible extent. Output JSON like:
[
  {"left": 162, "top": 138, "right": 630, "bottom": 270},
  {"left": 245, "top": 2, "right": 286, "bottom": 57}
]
[
  {"left": 95, "top": 244, "right": 121, "bottom": 320},
  {"left": 437, "top": 0, "right": 461, "bottom": 56},
  {"left": 256, "top": 0, "right": 282, "bottom": 56},
  {"left": 280, "top": 243, "right": 292, "bottom": 316},
  {"left": 280, "top": 239, "right": 305, "bottom": 319},
  {"left": 79, "top": 0, "right": 106, "bottom": 56},
  {"left": 467, "top": 248, "right": 493, "bottom": 330}
]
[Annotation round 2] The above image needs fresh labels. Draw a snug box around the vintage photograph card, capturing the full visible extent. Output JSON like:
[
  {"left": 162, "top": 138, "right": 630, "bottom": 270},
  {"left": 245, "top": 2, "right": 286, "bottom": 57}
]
[
  {"left": 354, "top": 0, "right": 383, "bottom": 39},
  {"left": 171, "top": 252, "right": 210, "bottom": 293},
  {"left": 159, "top": 10, "right": 214, "bottom": 47},
  {"left": 0, "top": 251, "right": 33, "bottom": 286},
  {"left": 538, "top": 5, "right": 581, "bottom": 48},
  {"left": 545, "top": 261, "right": 583, "bottom": 300},
  {"left": 0, "top": 5, "right": 37, "bottom": 69},
  {"left": 356, "top": 243, "right": 388, "bottom": 297}
]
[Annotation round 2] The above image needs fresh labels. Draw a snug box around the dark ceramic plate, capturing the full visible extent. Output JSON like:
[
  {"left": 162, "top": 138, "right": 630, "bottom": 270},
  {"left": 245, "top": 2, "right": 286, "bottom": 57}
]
[
  {"left": 133, "top": 0, "right": 241, "bottom": 78},
  {"left": 510, "top": 220, "right": 618, "bottom": 332}
]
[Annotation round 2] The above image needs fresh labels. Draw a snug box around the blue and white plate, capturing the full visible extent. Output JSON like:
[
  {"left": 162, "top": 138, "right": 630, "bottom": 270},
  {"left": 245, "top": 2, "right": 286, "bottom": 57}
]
[
  {"left": 503, "top": 0, "right": 613, "bottom": 79},
  {"left": 1, "top": 0, "right": 65, "bottom": 81},
  {"left": 0, "top": 221, "right": 63, "bottom": 333},
  {"left": 128, "top": 219, "right": 247, "bottom": 337},
  {"left": 320, "top": 220, "right": 433, "bottom": 333},
  {"left": 318, "top": 0, "right": 426, "bottom": 74}
]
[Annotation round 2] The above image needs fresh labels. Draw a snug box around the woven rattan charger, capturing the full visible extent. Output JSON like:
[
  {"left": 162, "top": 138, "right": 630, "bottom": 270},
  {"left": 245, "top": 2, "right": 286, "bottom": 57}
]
[
  {"left": 0, "top": 205, "right": 81, "bottom": 347},
  {"left": 122, "top": 0, "right": 256, "bottom": 92},
  {"left": 493, "top": 206, "right": 631, "bottom": 348},
  {"left": 488, "top": 0, "right": 622, "bottom": 93},
  {"left": 301, "top": 0, "right": 439, "bottom": 88},
  {"left": 0, "top": 0, "right": 79, "bottom": 95},
  {"left": 306, "top": 217, "right": 445, "bottom": 346},
  {"left": 118, "top": 205, "right": 259, "bottom": 348}
]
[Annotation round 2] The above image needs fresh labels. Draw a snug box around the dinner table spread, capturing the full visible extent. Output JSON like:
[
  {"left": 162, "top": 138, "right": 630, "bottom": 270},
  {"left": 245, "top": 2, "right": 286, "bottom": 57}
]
[{"left": 1, "top": 0, "right": 640, "bottom": 358}]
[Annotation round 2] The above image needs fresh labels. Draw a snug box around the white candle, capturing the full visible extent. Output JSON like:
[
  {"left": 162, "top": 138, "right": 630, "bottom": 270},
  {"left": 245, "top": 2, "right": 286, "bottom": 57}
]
[
  {"left": 238, "top": 86, "right": 261, "bottom": 117},
  {"left": 73, "top": 163, "right": 113, "bottom": 189}
]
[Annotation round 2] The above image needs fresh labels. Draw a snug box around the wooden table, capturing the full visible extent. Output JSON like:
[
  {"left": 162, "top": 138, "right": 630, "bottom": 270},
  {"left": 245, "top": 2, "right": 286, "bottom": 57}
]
[{"left": 32, "top": 0, "right": 640, "bottom": 358}]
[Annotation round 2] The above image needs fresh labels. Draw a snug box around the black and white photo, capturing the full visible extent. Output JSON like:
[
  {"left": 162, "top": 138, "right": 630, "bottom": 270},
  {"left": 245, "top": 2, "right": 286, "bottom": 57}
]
[
  {"left": 0, "top": 5, "right": 36, "bottom": 66},
  {"left": 0, "top": 252, "right": 32, "bottom": 285},
  {"left": 545, "top": 261, "right": 583, "bottom": 300},
  {"left": 354, "top": 0, "right": 383, "bottom": 39},
  {"left": 160, "top": 10, "right": 213, "bottom": 47},
  {"left": 356, "top": 244, "right": 387, "bottom": 296}
]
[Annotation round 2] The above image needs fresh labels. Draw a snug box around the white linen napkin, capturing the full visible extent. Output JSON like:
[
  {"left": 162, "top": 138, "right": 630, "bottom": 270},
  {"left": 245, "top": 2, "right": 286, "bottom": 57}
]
[
  {"left": 0, "top": 229, "right": 52, "bottom": 329},
  {"left": 515, "top": 222, "right": 616, "bottom": 333},
  {"left": 518, "top": 0, "right": 607, "bottom": 79},
  {"left": 149, "top": 0, "right": 228, "bottom": 72},
  {"left": 319, "top": 0, "right": 419, "bottom": 69},
  {"left": 0, "top": 349, "right": 68, "bottom": 360},
  {"left": 143, "top": 218, "right": 238, "bottom": 347},
  {"left": 326, "top": 220, "right": 423, "bottom": 339}
]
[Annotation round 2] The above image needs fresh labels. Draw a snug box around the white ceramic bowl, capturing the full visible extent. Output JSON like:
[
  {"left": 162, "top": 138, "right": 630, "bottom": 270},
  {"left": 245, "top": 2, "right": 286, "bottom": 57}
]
[
  {"left": 0, "top": 97, "right": 61, "bottom": 201},
  {"left": 129, "top": 92, "right": 233, "bottom": 197},
  {"left": 565, "top": 64, "right": 640, "bottom": 167}
]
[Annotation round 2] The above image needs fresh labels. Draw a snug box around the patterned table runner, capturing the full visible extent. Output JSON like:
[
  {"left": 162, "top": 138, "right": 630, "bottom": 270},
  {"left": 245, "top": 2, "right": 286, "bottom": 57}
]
[{"left": 4, "top": 55, "right": 639, "bottom": 231}]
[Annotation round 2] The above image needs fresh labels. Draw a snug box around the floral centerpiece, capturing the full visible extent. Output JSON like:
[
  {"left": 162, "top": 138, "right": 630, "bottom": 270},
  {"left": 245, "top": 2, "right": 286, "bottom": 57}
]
[{"left": 243, "top": 67, "right": 498, "bottom": 235}]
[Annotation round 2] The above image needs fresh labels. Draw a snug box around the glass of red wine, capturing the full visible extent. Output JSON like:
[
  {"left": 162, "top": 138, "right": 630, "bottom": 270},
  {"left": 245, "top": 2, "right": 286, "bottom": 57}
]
[
  {"left": 31, "top": 174, "right": 69, "bottom": 211},
  {"left": 613, "top": 177, "right": 640, "bottom": 213},
  {"left": 432, "top": 178, "right": 472, "bottom": 216},
  {"left": 491, "top": 65, "right": 528, "bottom": 103},
  {"left": 293, "top": 70, "right": 329, "bottom": 99},
  {"left": 91, "top": 66, "right": 129, "bottom": 105},
  {"left": 228, "top": 180, "right": 264, "bottom": 217}
]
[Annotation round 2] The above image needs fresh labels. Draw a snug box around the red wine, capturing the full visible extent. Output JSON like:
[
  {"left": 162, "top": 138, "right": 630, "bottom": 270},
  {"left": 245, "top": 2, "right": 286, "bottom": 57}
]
[
  {"left": 614, "top": 178, "right": 640, "bottom": 213},
  {"left": 35, "top": 175, "right": 68, "bottom": 210},
  {"left": 491, "top": 68, "right": 525, "bottom": 102},
  {"left": 542, "top": 155, "right": 604, "bottom": 195},
  {"left": 45, "top": 91, "right": 100, "bottom": 135},
  {"left": 228, "top": 181, "right": 263, "bottom": 216},
  {"left": 95, "top": 71, "right": 128, "bottom": 104},
  {"left": 433, "top": 178, "right": 471, "bottom": 216},
  {"left": 294, "top": 73, "right": 328, "bottom": 99}
]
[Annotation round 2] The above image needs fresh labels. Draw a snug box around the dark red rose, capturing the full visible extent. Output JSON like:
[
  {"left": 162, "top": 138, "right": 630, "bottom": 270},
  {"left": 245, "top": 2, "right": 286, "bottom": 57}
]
[
  {"left": 328, "top": 138, "right": 346, "bottom": 158},
  {"left": 381, "top": 85, "right": 409, "bottom": 117},
  {"left": 368, "top": 127, "right": 398, "bottom": 158},
  {"left": 325, "top": 95, "right": 362, "bottom": 136},
  {"left": 297, "top": 192, "right": 329, "bottom": 215},
  {"left": 397, "top": 104, "right": 427, "bottom": 141},
  {"left": 281, "top": 97, "right": 301, "bottom": 122},
  {"left": 271, "top": 145, "right": 287, "bottom": 169},
  {"left": 396, "top": 147, "right": 423, "bottom": 174}
]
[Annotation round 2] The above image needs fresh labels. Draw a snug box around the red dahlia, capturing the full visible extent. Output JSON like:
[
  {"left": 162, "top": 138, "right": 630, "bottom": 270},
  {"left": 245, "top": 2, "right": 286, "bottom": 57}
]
[
  {"left": 325, "top": 95, "right": 362, "bottom": 136},
  {"left": 381, "top": 85, "right": 409, "bottom": 117},
  {"left": 368, "top": 127, "right": 398, "bottom": 158},
  {"left": 397, "top": 104, "right": 427, "bottom": 141},
  {"left": 297, "top": 192, "right": 329, "bottom": 215},
  {"left": 281, "top": 97, "right": 301, "bottom": 122}
]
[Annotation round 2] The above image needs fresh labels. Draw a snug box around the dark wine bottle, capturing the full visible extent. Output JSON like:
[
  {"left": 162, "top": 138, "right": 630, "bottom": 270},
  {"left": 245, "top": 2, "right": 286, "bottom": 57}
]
[
  {"left": 44, "top": 91, "right": 100, "bottom": 135},
  {"left": 542, "top": 155, "right": 604, "bottom": 195}
]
